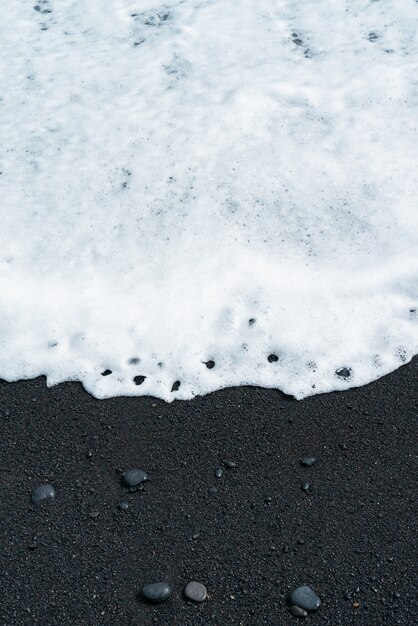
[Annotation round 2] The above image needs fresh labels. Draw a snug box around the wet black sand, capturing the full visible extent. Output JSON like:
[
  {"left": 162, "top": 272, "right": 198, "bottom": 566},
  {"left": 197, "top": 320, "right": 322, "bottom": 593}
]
[{"left": 0, "top": 359, "right": 417, "bottom": 625}]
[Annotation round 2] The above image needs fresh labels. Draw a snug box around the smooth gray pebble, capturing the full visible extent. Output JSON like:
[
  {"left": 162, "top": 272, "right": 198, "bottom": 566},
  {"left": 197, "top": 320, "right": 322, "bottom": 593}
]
[
  {"left": 290, "top": 585, "right": 321, "bottom": 611},
  {"left": 300, "top": 456, "right": 316, "bottom": 467},
  {"left": 184, "top": 581, "right": 207, "bottom": 602},
  {"left": 123, "top": 469, "right": 147, "bottom": 487},
  {"left": 142, "top": 581, "right": 172, "bottom": 603},
  {"left": 290, "top": 604, "right": 308, "bottom": 617},
  {"left": 32, "top": 484, "right": 56, "bottom": 504}
]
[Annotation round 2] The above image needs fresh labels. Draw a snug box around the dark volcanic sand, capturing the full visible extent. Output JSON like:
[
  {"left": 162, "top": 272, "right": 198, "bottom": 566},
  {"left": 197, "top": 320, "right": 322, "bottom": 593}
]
[{"left": 0, "top": 359, "right": 417, "bottom": 626}]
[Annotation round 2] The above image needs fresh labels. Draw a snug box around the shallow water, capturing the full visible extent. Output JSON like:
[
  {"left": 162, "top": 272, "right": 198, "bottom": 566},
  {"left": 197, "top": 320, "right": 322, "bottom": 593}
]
[{"left": 0, "top": 0, "right": 417, "bottom": 400}]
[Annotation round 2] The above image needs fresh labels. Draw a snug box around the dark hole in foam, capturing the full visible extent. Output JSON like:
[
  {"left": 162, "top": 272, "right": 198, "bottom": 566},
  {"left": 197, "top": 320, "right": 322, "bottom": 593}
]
[
  {"left": 101, "top": 369, "right": 112, "bottom": 377},
  {"left": 268, "top": 354, "right": 279, "bottom": 363},
  {"left": 335, "top": 367, "right": 352, "bottom": 379},
  {"left": 133, "top": 375, "right": 146, "bottom": 385},
  {"left": 129, "top": 357, "right": 140, "bottom": 365},
  {"left": 248, "top": 318, "right": 256, "bottom": 326},
  {"left": 171, "top": 380, "right": 180, "bottom": 392},
  {"left": 204, "top": 360, "right": 215, "bottom": 369}
]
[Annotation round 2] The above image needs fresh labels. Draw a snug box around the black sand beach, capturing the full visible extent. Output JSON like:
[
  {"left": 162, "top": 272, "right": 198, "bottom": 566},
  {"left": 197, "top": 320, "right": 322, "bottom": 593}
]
[{"left": 0, "top": 359, "right": 417, "bottom": 625}]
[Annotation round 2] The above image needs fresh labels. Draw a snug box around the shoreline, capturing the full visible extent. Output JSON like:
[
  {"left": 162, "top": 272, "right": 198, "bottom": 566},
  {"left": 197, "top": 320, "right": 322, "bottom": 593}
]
[{"left": 0, "top": 358, "right": 417, "bottom": 625}]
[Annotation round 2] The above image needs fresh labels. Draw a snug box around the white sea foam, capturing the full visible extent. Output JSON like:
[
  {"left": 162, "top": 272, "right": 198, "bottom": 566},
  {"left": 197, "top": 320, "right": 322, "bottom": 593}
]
[{"left": 0, "top": 0, "right": 417, "bottom": 401}]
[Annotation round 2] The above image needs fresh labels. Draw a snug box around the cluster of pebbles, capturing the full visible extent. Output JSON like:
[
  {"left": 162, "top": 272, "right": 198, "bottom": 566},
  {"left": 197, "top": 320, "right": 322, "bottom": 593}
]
[
  {"left": 31, "top": 469, "right": 209, "bottom": 607},
  {"left": 142, "top": 580, "right": 207, "bottom": 604},
  {"left": 31, "top": 456, "right": 322, "bottom": 617}
]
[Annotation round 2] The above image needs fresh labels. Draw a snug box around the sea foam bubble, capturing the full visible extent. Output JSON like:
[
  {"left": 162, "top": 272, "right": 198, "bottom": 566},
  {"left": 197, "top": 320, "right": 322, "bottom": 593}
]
[{"left": 0, "top": 0, "right": 417, "bottom": 401}]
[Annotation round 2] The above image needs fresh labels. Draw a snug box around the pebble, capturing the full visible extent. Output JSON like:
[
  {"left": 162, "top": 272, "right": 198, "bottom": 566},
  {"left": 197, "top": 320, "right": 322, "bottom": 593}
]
[
  {"left": 300, "top": 456, "right": 316, "bottom": 467},
  {"left": 301, "top": 481, "right": 310, "bottom": 492},
  {"left": 290, "top": 586, "right": 321, "bottom": 611},
  {"left": 118, "top": 501, "right": 129, "bottom": 511},
  {"left": 123, "top": 469, "right": 147, "bottom": 487},
  {"left": 290, "top": 605, "right": 308, "bottom": 618},
  {"left": 214, "top": 467, "right": 223, "bottom": 478},
  {"left": 142, "top": 582, "right": 172, "bottom": 603},
  {"left": 184, "top": 581, "right": 207, "bottom": 603},
  {"left": 31, "top": 484, "right": 56, "bottom": 504},
  {"left": 224, "top": 460, "right": 237, "bottom": 469}
]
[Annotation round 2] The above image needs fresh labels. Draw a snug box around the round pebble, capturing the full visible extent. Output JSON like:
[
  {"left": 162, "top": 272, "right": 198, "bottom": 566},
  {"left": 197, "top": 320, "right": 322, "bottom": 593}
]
[
  {"left": 214, "top": 467, "right": 223, "bottom": 478},
  {"left": 142, "top": 582, "right": 172, "bottom": 603},
  {"left": 123, "top": 469, "right": 147, "bottom": 487},
  {"left": 300, "top": 456, "right": 316, "bottom": 467},
  {"left": 290, "top": 605, "right": 308, "bottom": 618},
  {"left": 290, "top": 586, "right": 321, "bottom": 612},
  {"left": 184, "top": 581, "right": 207, "bottom": 603},
  {"left": 118, "top": 500, "right": 129, "bottom": 511},
  {"left": 224, "top": 460, "right": 237, "bottom": 469},
  {"left": 31, "top": 484, "right": 56, "bottom": 504}
]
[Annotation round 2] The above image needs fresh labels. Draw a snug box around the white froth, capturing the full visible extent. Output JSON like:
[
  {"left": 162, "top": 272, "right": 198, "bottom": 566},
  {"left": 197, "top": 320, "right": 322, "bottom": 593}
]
[{"left": 0, "top": 0, "right": 417, "bottom": 401}]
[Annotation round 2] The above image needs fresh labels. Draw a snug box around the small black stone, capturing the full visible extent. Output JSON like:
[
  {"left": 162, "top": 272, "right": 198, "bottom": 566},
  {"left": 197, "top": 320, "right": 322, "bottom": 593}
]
[
  {"left": 214, "top": 467, "right": 223, "bottom": 478},
  {"left": 31, "top": 484, "right": 56, "bottom": 504},
  {"left": 142, "top": 582, "right": 172, "bottom": 603},
  {"left": 268, "top": 354, "right": 279, "bottom": 363},
  {"left": 101, "top": 369, "right": 112, "bottom": 376},
  {"left": 300, "top": 456, "right": 316, "bottom": 467},
  {"left": 301, "top": 481, "right": 310, "bottom": 492},
  {"left": 205, "top": 360, "right": 215, "bottom": 369},
  {"left": 223, "top": 460, "right": 237, "bottom": 469},
  {"left": 290, "top": 605, "right": 308, "bottom": 617},
  {"left": 171, "top": 380, "right": 180, "bottom": 392},
  {"left": 118, "top": 501, "right": 129, "bottom": 511},
  {"left": 123, "top": 469, "right": 147, "bottom": 487},
  {"left": 133, "top": 375, "right": 146, "bottom": 385},
  {"left": 290, "top": 586, "right": 321, "bottom": 611}
]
